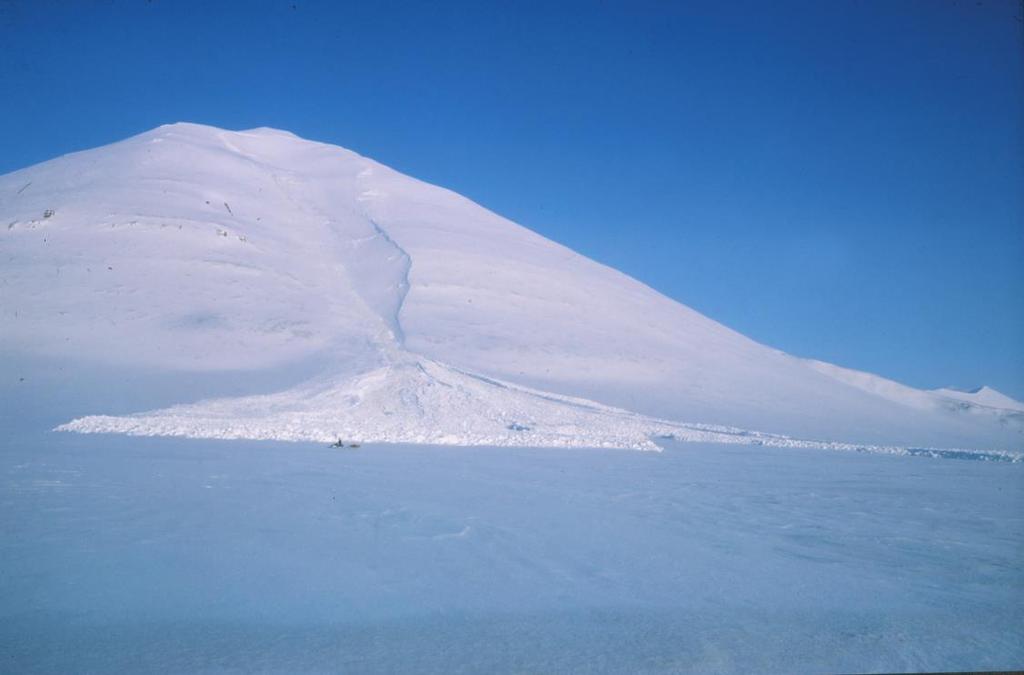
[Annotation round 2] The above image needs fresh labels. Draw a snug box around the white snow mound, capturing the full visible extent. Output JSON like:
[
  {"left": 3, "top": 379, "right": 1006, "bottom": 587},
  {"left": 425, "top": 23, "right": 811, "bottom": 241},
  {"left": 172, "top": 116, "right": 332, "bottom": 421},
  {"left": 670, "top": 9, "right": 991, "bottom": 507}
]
[
  {"left": 55, "top": 353, "right": 1023, "bottom": 460},
  {"left": 60, "top": 354, "right": 685, "bottom": 450}
]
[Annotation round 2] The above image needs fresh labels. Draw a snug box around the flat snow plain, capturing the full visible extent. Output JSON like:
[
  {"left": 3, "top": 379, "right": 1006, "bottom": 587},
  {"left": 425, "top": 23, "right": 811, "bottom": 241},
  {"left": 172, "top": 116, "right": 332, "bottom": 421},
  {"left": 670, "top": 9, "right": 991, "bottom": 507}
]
[{"left": 2, "top": 430, "right": 1021, "bottom": 673}]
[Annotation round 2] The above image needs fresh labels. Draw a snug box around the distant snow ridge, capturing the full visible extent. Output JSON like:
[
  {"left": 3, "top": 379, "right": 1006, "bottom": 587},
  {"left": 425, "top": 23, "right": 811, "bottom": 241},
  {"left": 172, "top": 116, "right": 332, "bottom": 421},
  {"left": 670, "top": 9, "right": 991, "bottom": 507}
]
[{"left": 932, "top": 386, "right": 1024, "bottom": 414}]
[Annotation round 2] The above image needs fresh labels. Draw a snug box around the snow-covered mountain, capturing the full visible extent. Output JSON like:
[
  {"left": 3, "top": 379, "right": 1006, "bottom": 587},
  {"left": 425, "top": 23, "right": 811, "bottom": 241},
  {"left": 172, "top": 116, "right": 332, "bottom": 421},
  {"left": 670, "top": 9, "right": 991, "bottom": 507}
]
[{"left": 2, "top": 123, "right": 1020, "bottom": 451}]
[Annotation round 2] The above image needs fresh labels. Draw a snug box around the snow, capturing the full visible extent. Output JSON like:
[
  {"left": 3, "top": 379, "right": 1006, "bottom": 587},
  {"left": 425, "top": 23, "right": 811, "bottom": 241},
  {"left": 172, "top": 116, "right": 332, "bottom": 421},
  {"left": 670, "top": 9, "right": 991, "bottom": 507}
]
[
  {"left": 1, "top": 122, "right": 1020, "bottom": 451},
  {"left": 53, "top": 353, "right": 1022, "bottom": 461},
  {"left": 933, "top": 385, "right": 1024, "bottom": 413},
  {"left": 2, "top": 123, "right": 1023, "bottom": 672},
  {"left": 2, "top": 431, "right": 1022, "bottom": 673}
]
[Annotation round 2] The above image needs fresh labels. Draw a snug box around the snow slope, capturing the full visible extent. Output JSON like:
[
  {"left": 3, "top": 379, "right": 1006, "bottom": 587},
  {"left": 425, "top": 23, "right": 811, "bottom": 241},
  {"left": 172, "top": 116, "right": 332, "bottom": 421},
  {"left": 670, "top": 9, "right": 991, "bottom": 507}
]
[
  {"left": 933, "top": 385, "right": 1024, "bottom": 413},
  {"left": 1, "top": 123, "right": 1020, "bottom": 450}
]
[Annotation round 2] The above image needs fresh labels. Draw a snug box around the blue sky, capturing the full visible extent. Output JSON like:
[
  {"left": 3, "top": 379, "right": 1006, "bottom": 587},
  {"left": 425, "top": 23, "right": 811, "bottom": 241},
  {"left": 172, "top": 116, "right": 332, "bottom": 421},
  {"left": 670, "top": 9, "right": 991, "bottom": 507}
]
[{"left": 2, "top": 0, "right": 1022, "bottom": 397}]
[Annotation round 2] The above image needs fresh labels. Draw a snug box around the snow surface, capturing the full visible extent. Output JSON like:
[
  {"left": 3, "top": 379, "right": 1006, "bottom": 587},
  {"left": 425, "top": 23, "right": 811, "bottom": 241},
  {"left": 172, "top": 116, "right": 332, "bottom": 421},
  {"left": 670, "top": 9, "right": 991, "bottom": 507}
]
[
  {"left": 933, "top": 385, "right": 1024, "bottom": 413},
  {"left": 2, "top": 122, "right": 1021, "bottom": 451},
  {"left": 2, "top": 432, "right": 1022, "bottom": 673},
  {"left": 3, "top": 123, "right": 1023, "bottom": 673}
]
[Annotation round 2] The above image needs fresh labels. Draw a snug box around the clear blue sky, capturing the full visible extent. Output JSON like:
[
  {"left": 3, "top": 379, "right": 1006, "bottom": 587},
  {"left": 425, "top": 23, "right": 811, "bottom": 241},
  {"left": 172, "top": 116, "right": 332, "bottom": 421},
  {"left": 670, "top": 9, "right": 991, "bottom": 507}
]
[{"left": 2, "top": 0, "right": 1022, "bottom": 397}]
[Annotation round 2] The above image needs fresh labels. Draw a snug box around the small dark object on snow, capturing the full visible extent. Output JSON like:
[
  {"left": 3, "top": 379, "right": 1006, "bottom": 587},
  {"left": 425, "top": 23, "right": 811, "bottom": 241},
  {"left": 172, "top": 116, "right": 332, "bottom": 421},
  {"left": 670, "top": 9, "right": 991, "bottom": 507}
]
[
  {"left": 43, "top": 209, "right": 54, "bottom": 219},
  {"left": 330, "top": 438, "right": 345, "bottom": 448},
  {"left": 349, "top": 443, "right": 360, "bottom": 448}
]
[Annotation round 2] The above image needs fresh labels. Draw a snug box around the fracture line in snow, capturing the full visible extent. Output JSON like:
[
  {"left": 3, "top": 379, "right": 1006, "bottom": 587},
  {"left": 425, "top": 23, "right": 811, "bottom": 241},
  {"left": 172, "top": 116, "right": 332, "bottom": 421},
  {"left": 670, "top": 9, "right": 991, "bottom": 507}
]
[{"left": 365, "top": 217, "right": 412, "bottom": 347}]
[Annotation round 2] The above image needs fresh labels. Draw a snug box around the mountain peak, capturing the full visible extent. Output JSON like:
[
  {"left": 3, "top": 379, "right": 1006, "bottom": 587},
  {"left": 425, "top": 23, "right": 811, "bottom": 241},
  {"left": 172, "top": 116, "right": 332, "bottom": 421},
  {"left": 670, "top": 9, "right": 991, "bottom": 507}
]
[
  {"left": 130, "top": 123, "right": 361, "bottom": 164},
  {"left": 153, "top": 121, "right": 296, "bottom": 137},
  {"left": 239, "top": 126, "right": 301, "bottom": 138}
]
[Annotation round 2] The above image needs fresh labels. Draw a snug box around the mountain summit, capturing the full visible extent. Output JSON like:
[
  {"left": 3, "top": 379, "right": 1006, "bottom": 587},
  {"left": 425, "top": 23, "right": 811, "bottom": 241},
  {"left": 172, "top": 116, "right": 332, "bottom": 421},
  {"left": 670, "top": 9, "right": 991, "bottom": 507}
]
[{"left": 2, "top": 123, "right": 1020, "bottom": 451}]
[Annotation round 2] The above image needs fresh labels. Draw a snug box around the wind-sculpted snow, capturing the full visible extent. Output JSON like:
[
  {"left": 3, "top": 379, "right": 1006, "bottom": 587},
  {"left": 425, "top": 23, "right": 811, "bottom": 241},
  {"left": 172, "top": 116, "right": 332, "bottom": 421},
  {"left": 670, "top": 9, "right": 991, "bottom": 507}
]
[{"left": 3, "top": 122, "right": 1022, "bottom": 452}]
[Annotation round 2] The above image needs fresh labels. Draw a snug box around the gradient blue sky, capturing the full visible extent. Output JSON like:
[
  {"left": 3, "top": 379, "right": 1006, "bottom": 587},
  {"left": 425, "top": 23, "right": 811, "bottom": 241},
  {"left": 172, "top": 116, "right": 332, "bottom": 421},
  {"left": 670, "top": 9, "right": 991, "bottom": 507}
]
[{"left": 2, "top": 0, "right": 1022, "bottom": 397}]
